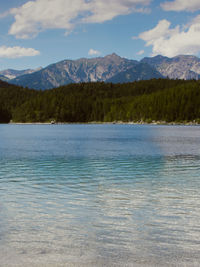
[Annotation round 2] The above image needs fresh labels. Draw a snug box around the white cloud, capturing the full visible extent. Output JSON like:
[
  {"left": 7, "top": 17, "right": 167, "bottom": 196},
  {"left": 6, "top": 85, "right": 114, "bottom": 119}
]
[
  {"left": 82, "top": 0, "right": 151, "bottom": 24},
  {"left": 0, "top": 46, "right": 40, "bottom": 58},
  {"left": 6, "top": 0, "right": 151, "bottom": 39},
  {"left": 136, "top": 50, "right": 145, "bottom": 55},
  {"left": 138, "top": 16, "right": 200, "bottom": 57},
  {"left": 88, "top": 49, "right": 101, "bottom": 56},
  {"left": 161, "top": 0, "right": 200, "bottom": 12}
]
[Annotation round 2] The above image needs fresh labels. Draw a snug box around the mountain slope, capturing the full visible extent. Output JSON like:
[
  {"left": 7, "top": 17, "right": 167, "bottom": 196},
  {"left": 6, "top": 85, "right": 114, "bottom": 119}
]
[
  {"left": 8, "top": 53, "right": 200, "bottom": 90},
  {"left": 141, "top": 55, "right": 200, "bottom": 80},
  {"left": 0, "top": 68, "right": 42, "bottom": 80},
  {"left": 106, "top": 63, "right": 163, "bottom": 83},
  {"left": 11, "top": 53, "right": 141, "bottom": 90},
  {"left": 10, "top": 54, "right": 164, "bottom": 90},
  {"left": 0, "top": 75, "right": 9, "bottom": 82}
]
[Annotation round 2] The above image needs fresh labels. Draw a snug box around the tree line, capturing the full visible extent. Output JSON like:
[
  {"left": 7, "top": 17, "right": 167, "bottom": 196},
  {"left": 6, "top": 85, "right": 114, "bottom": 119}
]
[{"left": 0, "top": 79, "right": 200, "bottom": 123}]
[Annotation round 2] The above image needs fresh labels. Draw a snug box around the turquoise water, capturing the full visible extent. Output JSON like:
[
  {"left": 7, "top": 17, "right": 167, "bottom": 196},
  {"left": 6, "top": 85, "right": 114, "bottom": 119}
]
[{"left": 0, "top": 124, "right": 200, "bottom": 266}]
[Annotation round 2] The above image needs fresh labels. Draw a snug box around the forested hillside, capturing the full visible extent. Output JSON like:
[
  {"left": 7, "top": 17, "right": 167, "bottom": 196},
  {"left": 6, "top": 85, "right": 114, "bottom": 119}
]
[{"left": 0, "top": 79, "right": 200, "bottom": 123}]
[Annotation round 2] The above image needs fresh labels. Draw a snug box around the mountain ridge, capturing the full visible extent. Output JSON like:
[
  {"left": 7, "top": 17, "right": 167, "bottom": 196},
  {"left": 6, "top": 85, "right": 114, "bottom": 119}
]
[
  {"left": 10, "top": 53, "right": 141, "bottom": 89},
  {"left": 0, "top": 68, "right": 42, "bottom": 80},
  {"left": 1, "top": 53, "right": 200, "bottom": 90},
  {"left": 141, "top": 55, "right": 200, "bottom": 80}
]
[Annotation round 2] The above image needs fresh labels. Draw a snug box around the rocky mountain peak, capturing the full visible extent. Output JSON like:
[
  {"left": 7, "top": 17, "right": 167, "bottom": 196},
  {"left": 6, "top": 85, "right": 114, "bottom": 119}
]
[
  {"left": 141, "top": 54, "right": 200, "bottom": 79},
  {"left": 4, "top": 53, "right": 200, "bottom": 90},
  {"left": 0, "top": 68, "right": 42, "bottom": 79},
  {"left": 105, "top": 53, "right": 121, "bottom": 59}
]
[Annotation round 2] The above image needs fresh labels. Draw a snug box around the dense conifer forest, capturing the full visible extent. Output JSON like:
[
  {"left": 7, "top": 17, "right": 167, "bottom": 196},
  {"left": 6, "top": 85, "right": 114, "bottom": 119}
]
[{"left": 0, "top": 79, "right": 200, "bottom": 123}]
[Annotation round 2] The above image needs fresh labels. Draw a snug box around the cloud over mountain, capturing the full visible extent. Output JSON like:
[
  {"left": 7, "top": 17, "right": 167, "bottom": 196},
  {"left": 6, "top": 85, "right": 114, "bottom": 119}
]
[
  {"left": 8, "top": 0, "right": 151, "bottom": 39},
  {"left": 138, "top": 15, "right": 200, "bottom": 57},
  {"left": 88, "top": 49, "right": 101, "bottom": 56}
]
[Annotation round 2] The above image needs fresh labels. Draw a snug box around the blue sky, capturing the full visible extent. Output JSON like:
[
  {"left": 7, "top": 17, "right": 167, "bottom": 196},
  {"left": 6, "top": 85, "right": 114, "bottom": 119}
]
[{"left": 0, "top": 0, "right": 200, "bottom": 70}]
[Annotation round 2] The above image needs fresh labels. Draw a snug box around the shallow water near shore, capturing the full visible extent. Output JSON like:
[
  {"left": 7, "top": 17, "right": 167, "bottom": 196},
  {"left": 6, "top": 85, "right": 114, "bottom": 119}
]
[{"left": 0, "top": 124, "right": 200, "bottom": 266}]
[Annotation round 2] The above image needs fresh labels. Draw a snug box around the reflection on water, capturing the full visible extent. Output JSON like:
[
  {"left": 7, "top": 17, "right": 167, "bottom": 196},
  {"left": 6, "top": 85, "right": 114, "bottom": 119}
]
[{"left": 0, "top": 124, "right": 200, "bottom": 266}]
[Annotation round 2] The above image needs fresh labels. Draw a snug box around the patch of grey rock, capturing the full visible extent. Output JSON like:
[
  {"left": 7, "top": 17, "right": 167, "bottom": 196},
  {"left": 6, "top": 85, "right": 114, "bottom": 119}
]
[{"left": 1, "top": 53, "right": 200, "bottom": 90}]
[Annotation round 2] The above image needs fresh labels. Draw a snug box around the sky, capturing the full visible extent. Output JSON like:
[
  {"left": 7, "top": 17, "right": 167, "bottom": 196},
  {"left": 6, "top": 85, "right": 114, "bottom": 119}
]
[{"left": 0, "top": 0, "right": 200, "bottom": 70}]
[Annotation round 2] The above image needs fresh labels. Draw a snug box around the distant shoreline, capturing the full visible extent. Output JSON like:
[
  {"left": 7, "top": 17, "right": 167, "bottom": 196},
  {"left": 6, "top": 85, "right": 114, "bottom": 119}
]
[{"left": 7, "top": 121, "right": 200, "bottom": 126}]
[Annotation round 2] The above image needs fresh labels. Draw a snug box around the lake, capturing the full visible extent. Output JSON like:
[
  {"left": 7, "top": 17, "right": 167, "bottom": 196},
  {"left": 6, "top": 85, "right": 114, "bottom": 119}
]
[{"left": 0, "top": 124, "right": 200, "bottom": 266}]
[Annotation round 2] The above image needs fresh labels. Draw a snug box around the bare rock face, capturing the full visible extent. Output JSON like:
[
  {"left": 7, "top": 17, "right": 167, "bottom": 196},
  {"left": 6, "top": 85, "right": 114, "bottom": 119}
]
[
  {"left": 52, "top": 53, "right": 137, "bottom": 83},
  {"left": 141, "top": 55, "right": 200, "bottom": 80},
  {"left": 5, "top": 53, "right": 200, "bottom": 90},
  {"left": 0, "top": 68, "right": 42, "bottom": 80},
  {"left": 11, "top": 54, "right": 160, "bottom": 90},
  {"left": 0, "top": 74, "right": 9, "bottom": 82}
]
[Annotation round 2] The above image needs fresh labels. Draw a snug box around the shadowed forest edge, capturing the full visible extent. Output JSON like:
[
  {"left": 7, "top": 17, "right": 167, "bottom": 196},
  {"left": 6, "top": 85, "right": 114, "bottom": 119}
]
[{"left": 0, "top": 79, "right": 200, "bottom": 124}]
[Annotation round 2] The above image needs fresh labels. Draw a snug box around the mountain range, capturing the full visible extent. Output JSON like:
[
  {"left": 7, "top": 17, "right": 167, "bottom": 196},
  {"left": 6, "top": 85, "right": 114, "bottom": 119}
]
[
  {"left": 1, "top": 53, "right": 200, "bottom": 90},
  {"left": 141, "top": 55, "right": 200, "bottom": 80}
]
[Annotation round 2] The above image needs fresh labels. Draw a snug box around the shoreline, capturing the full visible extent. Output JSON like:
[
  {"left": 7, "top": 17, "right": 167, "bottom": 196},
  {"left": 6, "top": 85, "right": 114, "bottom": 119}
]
[{"left": 7, "top": 121, "right": 200, "bottom": 126}]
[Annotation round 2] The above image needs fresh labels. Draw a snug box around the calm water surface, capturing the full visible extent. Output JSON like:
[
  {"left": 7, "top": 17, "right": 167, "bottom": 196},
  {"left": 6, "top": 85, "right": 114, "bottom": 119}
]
[{"left": 0, "top": 124, "right": 200, "bottom": 266}]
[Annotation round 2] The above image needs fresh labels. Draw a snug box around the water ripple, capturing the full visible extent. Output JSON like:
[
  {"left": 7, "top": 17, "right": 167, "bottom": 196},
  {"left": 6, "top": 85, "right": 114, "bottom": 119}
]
[{"left": 0, "top": 125, "right": 200, "bottom": 266}]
